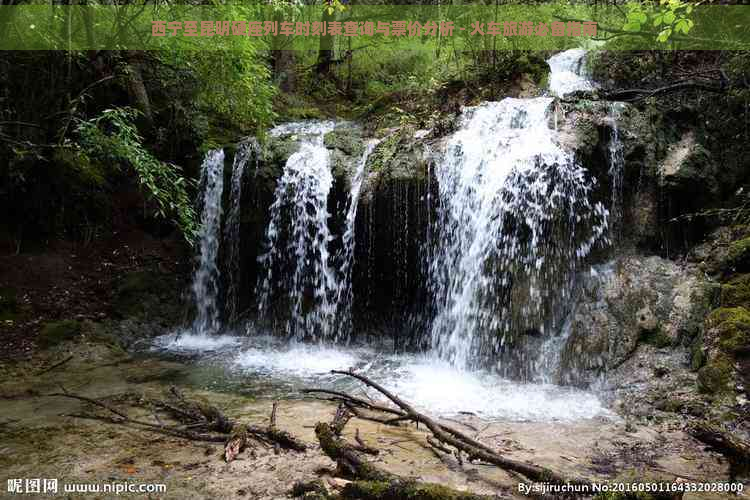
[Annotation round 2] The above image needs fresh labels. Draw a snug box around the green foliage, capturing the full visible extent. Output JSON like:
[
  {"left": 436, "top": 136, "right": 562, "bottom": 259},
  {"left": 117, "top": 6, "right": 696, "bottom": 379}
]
[
  {"left": 149, "top": 3, "right": 277, "bottom": 133},
  {"left": 158, "top": 50, "right": 275, "bottom": 136},
  {"left": 623, "top": 0, "right": 696, "bottom": 42},
  {"left": 75, "top": 107, "right": 198, "bottom": 244}
]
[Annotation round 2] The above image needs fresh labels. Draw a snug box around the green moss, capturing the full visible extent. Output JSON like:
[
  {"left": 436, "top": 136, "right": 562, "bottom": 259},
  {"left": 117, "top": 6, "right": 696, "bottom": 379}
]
[
  {"left": 707, "top": 306, "right": 750, "bottom": 353},
  {"left": 366, "top": 128, "right": 426, "bottom": 184},
  {"left": 697, "top": 354, "right": 734, "bottom": 395},
  {"left": 725, "top": 237, "right": 750, "bottom": 272},
  {"left": 690, "top": 337, "right": 706, "bottom": 371},
  {"left": 37, "top": 320, "right": 81, "bottom": 348},
  {"left": 324, "top": 129, "right": 364, "bottom": 157},
  {"left": 720, "top": 274, "right": 750, "bottom": 307},
  {"left": 515, "top": 53, "right": 550, "bottom": 86},
  {"left": 85, "top": 323, "right": 126, "bottom": 352},
  {"left": 639, "top": 327, "right": 672, "bottom": 348}
]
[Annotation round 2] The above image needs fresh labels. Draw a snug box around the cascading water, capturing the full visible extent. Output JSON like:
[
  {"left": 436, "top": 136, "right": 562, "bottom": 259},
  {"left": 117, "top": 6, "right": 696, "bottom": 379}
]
[
  {"left": 547, "top": 48, "right": 594, "bottom": 97},
  {"left": 607, "top": 103, "right": 625, "bottom": 237},
  {"left": 154, "top": 50, "right": 616, "bottom": 422},
  {"left": 255, "top": 121, "right": 339, "bottom": 341},
  {"left": 224, "top": 139, "right": 260, "bottom": 323},
  {"left": 428, "top": 50, "right": 609, "bottom": 377},
  {"left": 190, "top": 149, "right": 225, "bottom": 336},
  {"left": 334, "top": 140, "right": 379, "bottom": 336}
]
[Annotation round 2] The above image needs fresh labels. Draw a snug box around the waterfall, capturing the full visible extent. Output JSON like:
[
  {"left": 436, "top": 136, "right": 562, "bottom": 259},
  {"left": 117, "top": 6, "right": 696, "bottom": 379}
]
[
  {"left": 607, "top": 103, "right": 625, "bottom": 237},
  {"left": 335, "top": 140, "right": 379, "bottom": 337},
  {"left": 547, "top": 48, "right": 593, "bottom": 97},
  {"left": 190, "top": 149, "right": 225, "bottom": 335},
  {"left": 428, "top": 50, "right": 610, "bottom": 376},
  {"left": 224, "top": 139, "right": 259, "bottom": 323},
  {"left": 255, "top": 121, "right": 338, "bottom": 341}
]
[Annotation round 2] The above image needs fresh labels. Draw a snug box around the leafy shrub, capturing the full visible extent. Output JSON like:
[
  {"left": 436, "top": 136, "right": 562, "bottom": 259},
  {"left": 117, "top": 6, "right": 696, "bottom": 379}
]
[{"left": 75, "top": 107, "right": 198, "bottom": 243}]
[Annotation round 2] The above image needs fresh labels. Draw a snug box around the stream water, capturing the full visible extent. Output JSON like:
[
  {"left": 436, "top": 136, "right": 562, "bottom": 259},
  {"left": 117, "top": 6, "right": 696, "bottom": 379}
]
[
  {"left": 154, "top": 49, "right": 616, "bottom": 424},
  {"left": 150, "top": 334, "right": 610, "bottom": 422}
]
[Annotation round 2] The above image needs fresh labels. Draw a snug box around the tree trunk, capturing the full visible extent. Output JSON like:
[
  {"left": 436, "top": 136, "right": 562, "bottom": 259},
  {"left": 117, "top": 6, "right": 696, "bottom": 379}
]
[
  {"left": 122, "top": 51, "right": 153, "bottom": 127},
  {"left": 316, "top": 6, "right": 335, "bottom": 76}
]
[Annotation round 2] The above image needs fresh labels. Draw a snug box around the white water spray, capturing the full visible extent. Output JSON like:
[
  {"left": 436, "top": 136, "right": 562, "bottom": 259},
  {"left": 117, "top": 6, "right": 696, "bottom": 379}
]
[
  {"left": 429, "top": 51, "right": 609, "bottom": 376},
  {"left": 256, "top": 121, "right": 338, "bottom": 341},
  {"left": 224, "top": 140, "right": 260, "bottom": 322},
  {"left": 190, "top": 149, "right": 225, "bottom": 336},
  {"left": 335, "top": 140, "right": 379, "bottom": 336},
  {"left": 547, "top": 48, "right": 594, "bottom": 97}
]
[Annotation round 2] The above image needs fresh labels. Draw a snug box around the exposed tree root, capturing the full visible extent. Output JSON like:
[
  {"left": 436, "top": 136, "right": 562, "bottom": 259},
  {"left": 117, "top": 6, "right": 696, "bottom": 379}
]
[{"left": 49, "top": 386, "right": 307, "bottom": 462}]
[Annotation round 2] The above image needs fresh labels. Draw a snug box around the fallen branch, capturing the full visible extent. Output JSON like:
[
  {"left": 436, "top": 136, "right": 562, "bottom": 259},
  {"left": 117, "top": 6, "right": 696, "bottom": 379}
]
[
  {"left": 312, "top": 412, "right": 499, "bottom": 500},
  {"left": 49, "top": 387, "right": 307, "bottom": 460},
  {"left": 327, "top": 369, "right": 592, "bottom": 487},
  {"left": 600, "top": 80, "right": 726, "bottom": 102}
]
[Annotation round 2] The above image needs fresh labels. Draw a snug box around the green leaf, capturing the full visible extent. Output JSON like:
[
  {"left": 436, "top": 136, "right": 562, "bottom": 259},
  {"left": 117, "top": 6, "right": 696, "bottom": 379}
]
[
  {"left": 656, "top": 27, "right": 672, "bottom": 42},
  {"left": 663, "top": 11, "right": 676, "bottom": 24},
  {"left": 623, "top": 22, "right": 642, "bottom": 32}
]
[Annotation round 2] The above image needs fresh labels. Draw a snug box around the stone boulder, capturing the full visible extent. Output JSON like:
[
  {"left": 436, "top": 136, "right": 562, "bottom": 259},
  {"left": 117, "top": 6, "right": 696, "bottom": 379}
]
[{"left": 559, "top": 255, "right": 715, "bottom": 388}]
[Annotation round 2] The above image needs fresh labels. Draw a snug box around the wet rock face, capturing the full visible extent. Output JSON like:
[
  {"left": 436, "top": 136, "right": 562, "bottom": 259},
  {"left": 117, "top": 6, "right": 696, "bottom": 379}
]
[
  {"left": 230, "top": 123, "right": 366, "bottom": 325},
  {"left": 555, "top": 100, "right": 661, "bottom": 252},
  {"left": 351, "top": 128, "right": 434, "bottom": 344},
  {"left": 559, "top": 255, "right": 714, "bottom": 388}
]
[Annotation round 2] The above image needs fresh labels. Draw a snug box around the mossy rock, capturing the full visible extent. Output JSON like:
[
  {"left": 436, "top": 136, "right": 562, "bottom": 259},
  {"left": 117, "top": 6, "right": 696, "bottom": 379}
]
[
  {"left": 639, "top": 327, "right": 672, "bottom": 348},
  {"left": 37, "top": 320, "right": 81, "bottom": 348},
  {"left": 707, "top": 306, "right": 750, "bottom": 353},
  {"left": 697, "top": 354, "right": 735, "bottom": 395},
  {"left": 84, "top": 321, "right": 126, "bottom": 352},
  {"left": 264, "top": 133, "right": 301, "bottom": 167},
  {"left": 324, "top": 128, "right": 364, "bottom": 157},
  {"left": 690, "top": 336, "right": 706, "bottom": 371},
  {"left": 720, "top": 273, "right": 750, "bottom": 308},
  {"left": 113, "top": 270, "right": 170, "bottom": 319},
  {"left": 723, "top": 237, "right": 750, "bottom": 273},
  {"left": 366, "top": 128, "right": 426, "bottom": 183}
]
